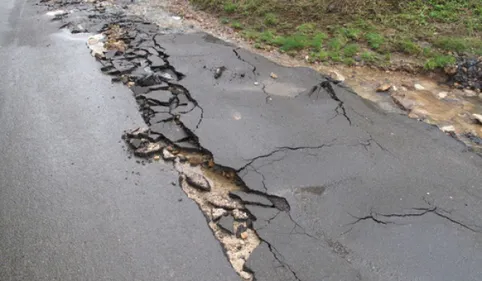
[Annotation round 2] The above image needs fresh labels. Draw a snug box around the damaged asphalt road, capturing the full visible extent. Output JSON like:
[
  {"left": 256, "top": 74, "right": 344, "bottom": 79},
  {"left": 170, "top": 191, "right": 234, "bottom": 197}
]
[{"left": 3, "top": 0, "right": 482, "bottom": 281}]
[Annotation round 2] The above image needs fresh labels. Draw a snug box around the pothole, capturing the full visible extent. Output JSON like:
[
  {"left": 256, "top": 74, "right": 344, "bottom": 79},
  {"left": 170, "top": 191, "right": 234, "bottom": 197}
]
[{"left": 123, "top": 130, "right": 262, "bottom": 280}]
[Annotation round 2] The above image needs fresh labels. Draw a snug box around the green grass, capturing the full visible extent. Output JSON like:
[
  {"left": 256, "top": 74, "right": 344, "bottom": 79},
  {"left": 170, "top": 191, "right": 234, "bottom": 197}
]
[
  {"left": 264, "top": 13, "right": 278, "bottom": 26},
  {"left": 193, "top": 0, "right": 482, "bottom": 69},
  {"left": 343, "top": 44, "right": 359, "bottom": 57},
  {"left": 424, "top": 54, "right": 456, "bottom": 70},
  {"left": 223, "top": 2, "right": 237, "bottom": 13},
  {"left": 398, "top": 39, "right": 422, "bottom": 55},
  {"left": 230, "top": 21, "right": 243, "bottom": 30},
  {"left": 365, "top": 32, "right": 384, "bottom": 50},
  {"left": 361, "top": 51, "right": 377, "bottom": 62}
]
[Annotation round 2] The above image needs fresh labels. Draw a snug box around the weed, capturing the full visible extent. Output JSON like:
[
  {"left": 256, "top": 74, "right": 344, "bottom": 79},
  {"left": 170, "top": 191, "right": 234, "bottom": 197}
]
[
  {"left": 310, "top": 32, "right": 328, "bottom": 50},
  {"left": 231, "top": 21, "right": 243, "bottom": 30},
  {"left": 243, "top": 30, "right": 260, "bottom": 40},
  {"left": 260, "top": 31, "right": 275, "bottom": 42},
  {"left": 220, "top": 17, "right": 230, "bottom": 24},
  {"left": 398, "top": 40, "right": 422, "bottom": 55},
  {"left": 342, "top": 28, "right": 362, "bottom": 40},
  {"left": 296, "top": 23, "right": 316, "bottom": 34},
  {"left": 277, "top": 34, "right": 309, "bottom": 51},
  {"left": 343, "top": 57, "right": 356, "bottom": 65},
  {"left": 329, "top": 51, "right": 343, "bottom": 62},
  {"left": 432, "top": 36, "right": 482, "bottom": 53},
  {"left": 223, "top": 2, "right": 237, "bottom": 13},
  {"left": 264, "top": 13, "right": 278, "bottom": 26},
  {"left": 343, "top": 44, "right": 359, "bottom": 57},
  {"left": 424, "top": 54, "right": 456, "bottom": 70},
  {"left": 365, "top": 32, "right": 384, "bottom": 50},
  {"left": 361, "top": 51, "right": 377, "bottom": 62},
  {"left": 315, "top": 50, "right": 329, "bottom": 61},
  {"left": 328, "top": 37, "right": 346, "bottom": 51}
]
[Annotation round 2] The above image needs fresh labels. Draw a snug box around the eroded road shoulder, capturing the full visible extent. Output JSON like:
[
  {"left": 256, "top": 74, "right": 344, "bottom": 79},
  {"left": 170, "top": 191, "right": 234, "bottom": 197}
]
[{"left": 39, "top": 1, "right": 482, "bottom": 281}]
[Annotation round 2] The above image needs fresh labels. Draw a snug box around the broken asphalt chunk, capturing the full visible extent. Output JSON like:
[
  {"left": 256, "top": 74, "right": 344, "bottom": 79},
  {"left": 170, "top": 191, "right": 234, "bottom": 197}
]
[
  {"left": 229, "top": 191, "right": 273, "bottom": 206},
  {"left": 150, "top": 120, "right": 189, "bottom": 142},
  {"left": 184, "top": 173, "right": 211, "bottom": 191},
  {"left": 207, "top": 194, "right": 243, "bottom": 210},
  {"left": 217, "top": 215, "right": 235, "bottom": 234},
  {"left": 148, "top": 55, "right": 166, "bottom": 68},
  {"left": 134, "top": 142, "right": 163, "bottom": 157}
]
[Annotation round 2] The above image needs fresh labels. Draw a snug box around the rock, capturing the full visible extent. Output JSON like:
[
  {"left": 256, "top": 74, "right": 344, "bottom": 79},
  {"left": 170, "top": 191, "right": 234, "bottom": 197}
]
[
  {"left": 185, "top": 173, "right": 211, "bottom": 191},
  {"left": 438, "top": 92, "right": 448, "bottom": 99},
  {"left": 376, "top": 84, "right": 392, "bottom": 92},
  {"left": 471, "top": 114, "right": 482, "bottom": 125},
  {"left": 408, "top": 112, "right": 421, "bottom": 119},
  {"left": 441, "top": 125, "right": 455, "bottom": 133},
  {"left": 137, "top": 73, "right": 164, "bottom": 87},
  {"left": 254, "top": 82, "right": 259, "bottom": 86},
  {"left": 391, "top": 93, "right": 415, "bottom": 111},
  {"left": 464, "top": 132, "right": 482, "bottom": 145},
  {"left": 135, "top": 142, "right": 163, "bottom": 156},
  {"left": 414, "top": 84, "right": 425, "bottom": 90},
  {"left": 463, "top": 89, "right": 477, "bottom": 97},
  {"left": 217, "top": 215, "right": 235, "bottom": 234},
  {"left": 232, "top": 209, "right": 249, "bottom": 220},
  {"left": 240, "top": 232, "right": 249, "bottom": 240},
  {"left": 112, "top": 59, "right": 136, "bottom": 73},
  {"left": 270, "top": 72, "right": 278, "bottom": 79},
  {"left": 229, "top": 191, "right": 272, "bottom": 206},
  {"left": 212, "top": 208, "right": 228, "bottom": 221},
  {"left": 214, "top": 66, "right": 226, "bottom": 79},
  {"left": 147, "top": 55, "right": 166, "bottom": 68},
  {"left": 128, "top": 138, "right": 143, "bottom": 149},
  {"left": 208, "top": 195, "right": 242, "bottom": 210},
  {"left": 328, "top": 71, "right": 345, "bottom": 82},
  {"left": 444, "top": 65, "right": 457, "bottom": 76},
  {"left": 236, "top": 224, "right": 248, "bottom": 239}
]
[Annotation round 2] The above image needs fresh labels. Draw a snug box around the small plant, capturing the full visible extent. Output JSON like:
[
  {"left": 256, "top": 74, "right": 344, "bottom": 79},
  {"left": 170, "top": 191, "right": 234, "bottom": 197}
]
[
  {"left": 315, "top": 50, "right": 329, "bottom": 61},
  {"left": 329, "top": 51, "right": 343, "bottom": 62},
  {"left": 433, "top": 37, "right": 470, "bottom": 53},
  {"left": 343, "top": 44, "right": 359, "bottom": 57},
  {"left": 343, "top": 28, "right": 362, "bottom": 40},
  {"left": 365, "top": 32, "right": 384, "bottom": 50},
  {"left": 223, "top": 2, "right": 238, "bottom": 13},
  {"left": 220, "top": 17, "right": 230, "bottom": 24},
  {"left": 242, "top": 30, "right": 260, "bottom": 40},
  {"left": 399, "top": 40, "right": 422, "bottom": 55},
  {"left": 361, "top": 51, "right": 377, "bottom": 62},
  {"left": 343, "top": 57, "right": 356, "bottom": 65},
  {"left": 328, "top": 37, "right": 346, "bottom": 51},
  {"left": 260, "top": 31, "right": 275, "bottom": 42},
  {"left": 264, "top": 13, "right": 278, "bottom": 26},
  {"left": 279, "top": 34, "right": 309, "bottom": 51},
  {"left": 310, "top": 32, "right": 328, "bottom": 50},
  {"left": 231, "top": 21, "right": 243, "bottom": 30},
  {"left": 296, "top": 23, "right": 317, "bottom": 34},
  {"left": 424, "top": 55, "right": 456, "bottom": 70}
]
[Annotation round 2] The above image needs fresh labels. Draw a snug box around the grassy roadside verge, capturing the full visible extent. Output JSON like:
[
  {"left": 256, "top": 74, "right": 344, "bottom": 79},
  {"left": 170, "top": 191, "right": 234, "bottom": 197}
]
[{"left": 188, "top": 0, "right": 482, "bottom": 71}]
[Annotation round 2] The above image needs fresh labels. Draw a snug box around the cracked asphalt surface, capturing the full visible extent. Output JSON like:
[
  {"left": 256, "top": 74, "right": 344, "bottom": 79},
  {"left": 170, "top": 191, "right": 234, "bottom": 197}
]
[
  {"left": 2, "top": 0, "right": 482, "bottom": 281},
  {"left": 0, "top": 1, "right": 239, "bottom": 281}
]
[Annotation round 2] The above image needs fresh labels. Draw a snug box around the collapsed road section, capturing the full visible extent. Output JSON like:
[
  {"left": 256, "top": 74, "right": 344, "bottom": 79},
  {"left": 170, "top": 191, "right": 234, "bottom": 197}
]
[
  {"left": 39, "top": 1, "right": 314, "bottom": 280},
  {"left": 40, "top": 1, "right": 482, "bottom": 281}
]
